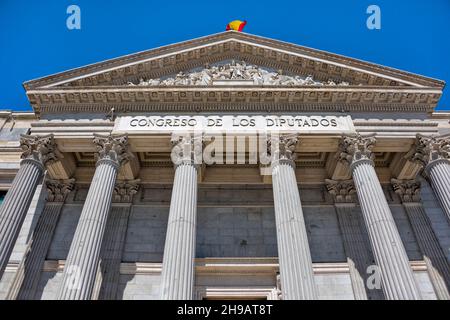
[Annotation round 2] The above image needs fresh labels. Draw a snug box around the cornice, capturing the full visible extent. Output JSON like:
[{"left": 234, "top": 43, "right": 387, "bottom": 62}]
[
  {"left": 22, "top": 258, "right": 427, "bottom": 275},
  {"left": 430, "top": 112, "right": 450, "bottom": 120},
  {"left": 353, "top": 120, "right": 438, "bottom": 127},
  {"left": 27, "top": 86, "right": 440, "bottom": 116},
  {"left": 0, "top": 111, "right": 36, "bottom": 119}
]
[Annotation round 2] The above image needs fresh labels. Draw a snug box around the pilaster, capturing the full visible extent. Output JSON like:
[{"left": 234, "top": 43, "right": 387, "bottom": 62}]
[
  {"left": 7, "top": 179, "right": 75, "bottom": 300},
  {"left": 325, "top": 179, "right": 384, "bottom": 300},
  {"left": 96, "top": 179, "right": 139, "bottom": 300},
  {"left": 392, "top": 178, "right": 450, "bottom": 300}
]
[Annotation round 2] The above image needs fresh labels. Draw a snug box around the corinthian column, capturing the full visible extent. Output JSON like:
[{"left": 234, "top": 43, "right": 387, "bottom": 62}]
[
  {"left": 408, "top": 134, "right": 450, "bottom": 224},
  {"left": 7, "top": 179, "right": 75, "bottom": 300},
  {"left": 325, "top": 179, "right": 383, "bottom": 300},
  {"left": 338, "top": 135, "right": 421, "bottom": 300},
  {"left": 0, "top": 134, "right": 59, "bottom": 280},
  {"left": 160, "top": 135, "right": 201, "bottom": 300},
  {"left": 96, "top": 180, "right": 139, "bottom": 300},
  {"left": 391, "top": 179, "right": 450, "bottom": 300},
  {"left": 57, "top": 134, "right": 131, "bottom": 300},
  {"left": 269, "top": 134, "right": 317, "bottom": 300}
]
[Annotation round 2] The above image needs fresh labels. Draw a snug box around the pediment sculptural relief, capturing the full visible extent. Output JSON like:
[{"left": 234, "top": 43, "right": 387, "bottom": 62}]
[{"left": 127, "top": 60, "right": 351, "bottom": 86}]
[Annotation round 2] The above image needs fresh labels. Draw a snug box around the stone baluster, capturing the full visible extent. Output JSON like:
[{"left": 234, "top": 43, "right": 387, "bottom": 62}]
[
  {"left": 160, "top": 134, "right": 202, "bottom": 300},
  {"left": 6, "top": 179, "right": 75, "bottom": 300},
  {"left": 325, "top": 179, "right": 384, "bottom": 300},
  {"left": 269, "top": 134, "right": 317, "bottom": 300},
  {"left": 338, "top": 134, "right": 421, "bottom": 300},
  {"left": 57, "top": 134, "right": 131, "bottom": 300},
  {"left": 96, "top": 179, "right": 139, "bottom": 300},
  {"left": 392, "top": 179, "right": 450, "bottom": 300},
  {"left": 0, "top": 134, "right": 60, "bottom": 280},
  {"left": 407, "top": 134, "right": 450, "bottom": 224}
]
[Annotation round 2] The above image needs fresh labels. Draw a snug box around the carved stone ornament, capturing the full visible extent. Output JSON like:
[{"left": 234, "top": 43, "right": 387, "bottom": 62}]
[
  {"left": 46, "top": 179, "right": 75, "bottom": 203},
  {"left": 127, "top": 60, "right": 350, "bottom": 87},
  {"left": 113, "top": 179, "right": 140, "bottom": 203},
  {"left": 325, "top": 179, "right": 357, "bottom": 203},
  {"left": 337, "top": 134, "right": 376, "bottom": 166},
  {"left": 407, "top": 134, "right": 450, "bottom": 168},
  {"left": 391, "top": 179, "right": 421, "bottom": 203},
  {"left": 20, "top": 134, "right": 61, "bottom": 167},
  {"left": 93, "top": 134, "right": 132, "bottom": 167},
  {"left": 267, "top": 134, "right": 299, "bottom": 162}
]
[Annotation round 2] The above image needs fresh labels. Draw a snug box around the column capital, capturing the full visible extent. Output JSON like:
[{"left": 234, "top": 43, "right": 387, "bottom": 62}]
[
  {"left": 391, "top": 178, "right": 421, "bottom": 203},
  {"left": 20, "top": 134, "right": 61, "bottom": 168},
  {"left": 112, "top": 179, "right": 140, "bottom": 203},
  {"left": 268, "top": 133, "right": 299, "bottom": 166},
  {"left": 325, "top": 179, "right": 357, "bottom": 204},
  {"left": 46, "top": 178, "right": 75, "bottom": 203},
  {"left": 407, "top": 134, "right": 450, "bottom": 171},
  {"left": 337, "top": 134, "right": 376, "bottom": 168},
  {"left": 170, "top": 134, "right": 203, "bottom": 167},
  {"left": 93, "top": 134, "right": 132, "bottom": 168}
]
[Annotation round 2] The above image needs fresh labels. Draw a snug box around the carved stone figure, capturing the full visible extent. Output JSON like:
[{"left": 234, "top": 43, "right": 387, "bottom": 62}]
[{"left": 128, "top": 60, "right": 351, "bottom": 87}]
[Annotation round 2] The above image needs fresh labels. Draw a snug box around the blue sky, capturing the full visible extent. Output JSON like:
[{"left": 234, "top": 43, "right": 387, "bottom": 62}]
[{"left": 1, "top": 0, "right": 449, "bottom": 111}]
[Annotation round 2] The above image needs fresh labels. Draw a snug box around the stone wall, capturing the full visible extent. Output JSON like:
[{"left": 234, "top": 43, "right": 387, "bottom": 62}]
[{"left": 123, "top": 206, "right": 168, "bottom": 262}]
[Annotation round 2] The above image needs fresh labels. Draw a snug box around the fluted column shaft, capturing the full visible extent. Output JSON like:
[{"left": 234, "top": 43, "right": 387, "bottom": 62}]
[
  {"left": 57, "top": 160, "right": 117, "bottom": 299},
  {"left": 160, "top": 163, "right": 198, "bottom": 300},
  {"left": 272, "top": 159, "right": 317, "bottom": 300},
  {"left": 426, "top": 160, "right": 450, "bottom": 224},
  {"left": 403, "top": 203, "right": 450, "bottom": 300},
  {"left": 0, "top": 159, "right": 44, "bottom": 279},
  {"left": 352, "top": 160, "right": 421, "bottom": 299},
  {"left": 57, "top": 134, "right": 131, "bottom": 300},
  {"left": 408, "top": 135, "right": 450, "bottom": 224},
  {"left": 0, "top": 134, "right": 58, "bottom": 281}
]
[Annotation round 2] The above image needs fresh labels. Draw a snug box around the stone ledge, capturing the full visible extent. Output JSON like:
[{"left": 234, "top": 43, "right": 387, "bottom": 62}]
[{"left": 7, "top": 258, "right": 425, "bottom": 275}]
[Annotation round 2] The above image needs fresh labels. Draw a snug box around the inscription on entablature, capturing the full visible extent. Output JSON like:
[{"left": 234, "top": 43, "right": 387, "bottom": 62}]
[{"left": 115, "top": 115, "right": 355, "bottom": 134}]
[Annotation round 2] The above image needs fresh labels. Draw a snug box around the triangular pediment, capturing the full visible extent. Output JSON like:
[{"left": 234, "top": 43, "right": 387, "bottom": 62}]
[
  {"left": 23, "top": 31, "right": 445, "bottom": 116},
  {"left": 24, "top": 31, "right": 444, "bottom": 90}
]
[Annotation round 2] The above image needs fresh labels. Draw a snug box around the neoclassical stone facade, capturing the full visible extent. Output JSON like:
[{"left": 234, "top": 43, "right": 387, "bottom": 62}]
[{"left": 0, "top": 31, "right": 449, "bottom": 300}]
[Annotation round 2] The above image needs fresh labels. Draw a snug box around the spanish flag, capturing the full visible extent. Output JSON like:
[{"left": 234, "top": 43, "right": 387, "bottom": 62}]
[{"left": 226, "top": 20, "right": 247, "bottom": 32}]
